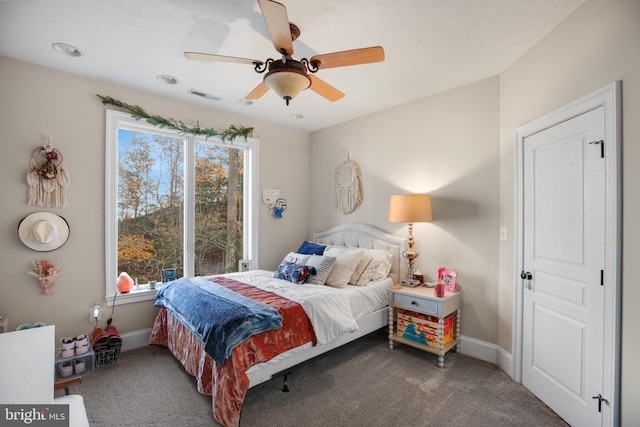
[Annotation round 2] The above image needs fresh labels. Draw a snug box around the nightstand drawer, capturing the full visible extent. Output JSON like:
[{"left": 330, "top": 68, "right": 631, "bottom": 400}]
[{"left": 393, "top": 293, "right": 438, "bottom": 314}]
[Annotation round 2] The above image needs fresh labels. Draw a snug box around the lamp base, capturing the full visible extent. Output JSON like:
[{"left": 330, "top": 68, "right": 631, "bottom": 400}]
[{"left": 401, "top": 279, "right": 421, "bottom": 288}]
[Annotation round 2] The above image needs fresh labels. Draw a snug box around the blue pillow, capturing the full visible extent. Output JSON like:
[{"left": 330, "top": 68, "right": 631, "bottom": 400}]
[
  {"left": 274, "top": 261, "right": 312, "bottom": 284},
  {"left": 297, "top": 240, "right": 326, "bottom": 255}
]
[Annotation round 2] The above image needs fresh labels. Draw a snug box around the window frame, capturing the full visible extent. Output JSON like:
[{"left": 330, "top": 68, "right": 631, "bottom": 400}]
[{"left": 104, "top": 109, "right": 258, "bottom": 306}]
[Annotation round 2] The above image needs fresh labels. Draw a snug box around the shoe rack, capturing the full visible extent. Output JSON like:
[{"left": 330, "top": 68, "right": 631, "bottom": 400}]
[{"left": 54, "top": 347, "right": 94, "bottom": 381}]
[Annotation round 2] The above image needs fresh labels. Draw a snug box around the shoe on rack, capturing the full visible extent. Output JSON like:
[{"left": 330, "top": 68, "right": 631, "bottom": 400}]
[
  {"left": 73, "top": 358, "right": 86, "bottom": 375},
  {"left": 74, "top": 334, "right": 89, "bottom": 355},
  {"left": 91, "top": 328, "right": 108, "bottom": 352},
  {"left": 57, "top": 360, "right": 73, "bottom": 378},
  {"left": 60, "top": 337, "right": 75, "bottom": 358},
  {"left": 106, "top": 325, "right": 122, "bottom": 350}
]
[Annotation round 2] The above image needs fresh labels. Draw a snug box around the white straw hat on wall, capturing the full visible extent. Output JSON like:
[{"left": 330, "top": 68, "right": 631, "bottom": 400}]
[{"left": 18, "top": 212, "right": 70, "bottom": 251}]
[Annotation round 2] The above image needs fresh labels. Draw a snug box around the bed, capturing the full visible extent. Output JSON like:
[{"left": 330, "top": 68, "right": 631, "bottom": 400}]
[{"left": 149, "top": 223, "right": 406, "bottom": 427}]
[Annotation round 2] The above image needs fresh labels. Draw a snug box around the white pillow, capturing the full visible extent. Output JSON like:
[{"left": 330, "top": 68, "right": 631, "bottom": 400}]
[
  {"left": 348, "top": 256, "right": 372, "bottom": 286},
  {"left": 322, "top": 244, "right": 346, "bottom": 254},
  {"left": 304, "top": 255, "right": 336, "bottom": 285},
  {"left": 361, "top": 248, "right": 393, "bottom": 281},
  {"left": 323, "top": 247, "right": 364, "bottom": 288},
  {"left": 281, "top": 252, "right": 311, "bottom": 265}
]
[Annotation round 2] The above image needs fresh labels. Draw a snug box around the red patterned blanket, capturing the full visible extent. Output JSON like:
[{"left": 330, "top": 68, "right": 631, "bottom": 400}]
[{"left": 149, "top": 276, "right": 316, "bottom": 427}]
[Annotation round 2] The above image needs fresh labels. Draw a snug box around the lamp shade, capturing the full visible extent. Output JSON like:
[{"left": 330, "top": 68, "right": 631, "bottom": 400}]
[
  {"left": 264, "top": 58, "right": 312, "bottom": 105},
  {"left": 388, "top": 194, "right": 432, "bottom": 223},
  {"left": 264, "top": 69, "right": 311, "bottom": 100}
]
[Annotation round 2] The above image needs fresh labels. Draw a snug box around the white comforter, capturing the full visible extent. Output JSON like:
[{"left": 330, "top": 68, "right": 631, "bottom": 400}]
[{"left": 221, "top": 270, "right": 387, "bottom": 344}]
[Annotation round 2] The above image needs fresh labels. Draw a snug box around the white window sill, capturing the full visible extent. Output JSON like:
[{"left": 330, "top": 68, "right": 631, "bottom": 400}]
[{"left": 104, "top": 286, "right": 161, "bottom": 306}]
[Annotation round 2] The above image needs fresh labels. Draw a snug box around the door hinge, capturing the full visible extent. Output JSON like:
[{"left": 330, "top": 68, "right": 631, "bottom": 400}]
[
  {"left": 592, "top": 393, "right": 609, "bottom": 413},
  {"left": 600, "top": 269, "right": 604, "bottom": 286},
  {"left": 589, "top": 139, "right": 604, "bottom": 158}
]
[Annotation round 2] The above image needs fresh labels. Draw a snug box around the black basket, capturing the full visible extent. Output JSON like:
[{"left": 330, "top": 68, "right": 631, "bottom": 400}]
[{"left": 95, "top": 348, "right": 120, "bottom": 367}]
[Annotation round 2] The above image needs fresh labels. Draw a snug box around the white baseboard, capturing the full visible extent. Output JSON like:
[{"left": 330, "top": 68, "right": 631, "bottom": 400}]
[
  {"left": 119, "top": 329, "right": 517, "bottom": 380},
  {"left": 121, "top": 328, "right": 152, "bottom": 352},
  {"left": 458, "top": 335, "right": 514, "bottom": 379},
  {"left": 496, "top": 345, "right": 514, "bottom": 378}
]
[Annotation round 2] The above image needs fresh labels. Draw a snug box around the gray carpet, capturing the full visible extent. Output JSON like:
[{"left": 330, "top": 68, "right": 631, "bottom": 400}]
[{"left": 63, "top": 329, "right": 568, "bottom": 426}]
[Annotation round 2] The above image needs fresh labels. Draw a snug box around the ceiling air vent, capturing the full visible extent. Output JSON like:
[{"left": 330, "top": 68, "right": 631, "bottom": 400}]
[{"left": 188, "top": 89, "right": 222, "bottom": 101}]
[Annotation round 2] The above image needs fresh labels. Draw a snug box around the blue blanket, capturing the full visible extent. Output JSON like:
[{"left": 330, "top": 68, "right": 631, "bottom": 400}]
[{"left": 154, "top": 277, "right": 283, "bottom": 365}]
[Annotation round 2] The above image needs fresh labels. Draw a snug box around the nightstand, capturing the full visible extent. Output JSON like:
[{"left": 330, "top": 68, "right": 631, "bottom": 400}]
[{"left": 387, "top": 285, "right": 461, "bottom": 367}]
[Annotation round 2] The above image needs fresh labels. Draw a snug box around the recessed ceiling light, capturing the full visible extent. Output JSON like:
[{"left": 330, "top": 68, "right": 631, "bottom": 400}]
[
  {"left": 157, "top": 75, "right": 179, "bottom": 85},
  {"left": 290, "top": 113, "right": 304, "bottom": 120},
  {"left": 237, "top": 99, "right": 253, "bottom": 106},
  {"left": 51, "top": 43, "right": 83, "bottom": 57}
]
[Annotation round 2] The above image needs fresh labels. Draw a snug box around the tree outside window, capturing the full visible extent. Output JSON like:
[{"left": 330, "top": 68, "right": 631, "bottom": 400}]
[{"left": 105, "top": 110, "right": 257, "bottom": 303}]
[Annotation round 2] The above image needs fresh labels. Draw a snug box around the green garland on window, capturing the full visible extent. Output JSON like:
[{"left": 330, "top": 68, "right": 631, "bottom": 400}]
[{"left": 97, "top": 95, "right": 253, "bottom": 142}]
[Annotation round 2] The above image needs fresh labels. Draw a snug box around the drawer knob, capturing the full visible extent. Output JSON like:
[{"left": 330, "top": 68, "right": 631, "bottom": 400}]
[{"left": 411, "top": 300, "right": 417, "bottom": 305}]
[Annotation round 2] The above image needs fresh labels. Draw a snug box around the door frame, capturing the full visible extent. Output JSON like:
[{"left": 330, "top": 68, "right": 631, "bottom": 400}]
[{"left": 512, "top": 81, "right": 621, "bottom": 425}]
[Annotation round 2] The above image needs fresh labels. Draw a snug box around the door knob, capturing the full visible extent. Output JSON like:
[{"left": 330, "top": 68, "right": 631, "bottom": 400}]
[
  {"left": 592, "top": 394, "right": 609, "bottom": 413},
  {"left": 521, "top": 271, "right": 533, "bottom": 289}
]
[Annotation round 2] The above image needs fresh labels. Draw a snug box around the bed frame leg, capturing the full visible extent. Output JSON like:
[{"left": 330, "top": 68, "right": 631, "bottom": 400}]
[{"left": 282, "top": 372, "right": 291, "bottom": 392}]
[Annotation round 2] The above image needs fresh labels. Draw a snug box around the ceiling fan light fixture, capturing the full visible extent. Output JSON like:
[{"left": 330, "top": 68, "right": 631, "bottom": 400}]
[{"left": 264, "top": 59, "right": 311, "bottom": 105}]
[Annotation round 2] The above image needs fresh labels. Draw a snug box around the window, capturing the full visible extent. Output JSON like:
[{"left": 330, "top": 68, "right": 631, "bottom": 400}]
[{"left": 105, "top": 110, "right": 258, "bottom": 304}]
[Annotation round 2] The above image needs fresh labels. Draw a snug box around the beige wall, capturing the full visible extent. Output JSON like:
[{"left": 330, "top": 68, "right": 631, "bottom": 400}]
[
  {"left": 0, "top": 56, "right": 309, "bottom": 342},
  {"left": 499, "top": 0, "right": 640, "bottom": 423},
  {"left": 310, "top": 0, "right": 639, "bottom": 423},
  {"left": 309, "top": 77, "right": 501, "bottom": 344}
]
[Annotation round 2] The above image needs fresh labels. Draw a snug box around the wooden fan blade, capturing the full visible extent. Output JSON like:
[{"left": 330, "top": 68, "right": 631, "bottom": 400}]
[
  {"left": 185, "top": 51, "right": 263, "bottom": 66},
  {"left": 258, "top": 0, "right": 294, "bottom": 56},
  {"left": 310, "top": 46, "right": 384, "bottom": 69},
  {"left": 245, "top": 82, "right": 270, "bottom": 100},
  {"left": 309, "top": 75, "right": 344, "bottom": 102}
]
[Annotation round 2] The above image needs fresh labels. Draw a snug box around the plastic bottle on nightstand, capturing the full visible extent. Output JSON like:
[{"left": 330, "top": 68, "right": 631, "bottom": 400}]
[{"left": 435, "top": 281, "right": 445, "bottom": 298}]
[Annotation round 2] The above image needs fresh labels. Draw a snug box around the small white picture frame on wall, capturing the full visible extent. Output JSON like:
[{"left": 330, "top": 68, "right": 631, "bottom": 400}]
[{"left": 239, "top": 259, "right": 252, "bottom": 272}]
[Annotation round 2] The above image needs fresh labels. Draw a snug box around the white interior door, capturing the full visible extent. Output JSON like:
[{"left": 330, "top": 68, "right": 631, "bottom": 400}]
[{"left": 522, "top": 106, "right": 605, "bottom": 426}]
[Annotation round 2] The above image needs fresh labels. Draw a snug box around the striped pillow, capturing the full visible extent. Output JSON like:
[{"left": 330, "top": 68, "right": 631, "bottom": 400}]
[{"left": 304, "top": 255, "right": 336, "bottom": 285}]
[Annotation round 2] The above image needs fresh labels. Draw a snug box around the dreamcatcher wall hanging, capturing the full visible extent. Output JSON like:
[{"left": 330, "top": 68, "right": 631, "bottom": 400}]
[
  {"left": 334, "top": 154, "right": 363, "bottom": 215},
  {"left": 26, "top": 138, "right": 70, "bottom": 208}
]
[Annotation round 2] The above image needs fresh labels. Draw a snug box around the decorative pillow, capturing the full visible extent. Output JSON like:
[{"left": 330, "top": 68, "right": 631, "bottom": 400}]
[
  {"left": 353, "top": 262, "right": 381, "bottom": 286},
  {"left": 296, "top": 240, "right": 327, "bottom": 255},
  {"left": 281, "top": 252, "right": 312, "bottom": 265},
  {"left": 360, "top": 249, "right": 393, "bottom": 281},
  {"left": 321, "top": 244, "right": 346, "bottom": 254},
  {"left": 323, "top": 247, "right": 365, "bottom": 288},
  {"left": 349, "top": 256, "right": 373, "bottom": 286},
  {"left": 304, "top": 255, "right": 336, "bottom": 285},
  {"left": 274, "top": 261, "right": 312, "bottom": 284}
]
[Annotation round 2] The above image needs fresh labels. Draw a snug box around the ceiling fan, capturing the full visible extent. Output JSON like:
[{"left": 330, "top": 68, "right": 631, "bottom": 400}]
[{"left": 184, "top": 0, "right": 385, "bottom": 106}]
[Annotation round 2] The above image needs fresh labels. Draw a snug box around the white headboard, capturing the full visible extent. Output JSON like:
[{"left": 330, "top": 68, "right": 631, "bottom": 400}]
[{"left": 313, "top": 224, "right": 407, "bottom": 284}]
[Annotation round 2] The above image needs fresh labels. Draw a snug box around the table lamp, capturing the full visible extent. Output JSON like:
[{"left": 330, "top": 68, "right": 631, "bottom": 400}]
[{"left": 388, "top": 194, "right": 432, "bottom": 286}]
